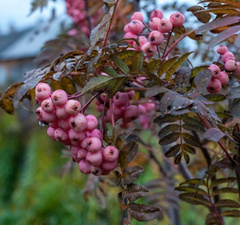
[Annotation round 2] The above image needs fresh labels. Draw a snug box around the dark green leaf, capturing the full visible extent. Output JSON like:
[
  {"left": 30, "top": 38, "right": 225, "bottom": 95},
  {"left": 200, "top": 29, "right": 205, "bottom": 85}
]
[
  {"left": 144, "top": 59, "right": 161, "bottom": 74},
  {"left": 183, "top": 152, "right": 190, "bottom": 164},
  {"left": 212, "top": 187, "right": 239, "bottom": 196},
  {"left": 154, "top": 114, "right": 179, "bottom": 125},
  {"left": 215, "top": 199, "right": 240, "bottom": 208},
  {"left": 203, "top": 128, "right": 225, "bottom": 142},
  {"left": 183, "top": 144, "right": 196, "bottom": 154},
  {"left": 131, "top": 51, "right": 143, "bottom": 74},
  {"left": 129, "top": 203, "right": 162, "bottom": 222},
  {"left": 210, "top": 177, "right": 237, "bottom": 189},
  {"left": 127, "top": 184, "right": 149, "bottom": 202},
  {"left": 110, "top": 54, "right": 130, "bottom": 74},
  {"left": 180, "top": 178, "right": 207, "bottom": 187},
  {"left": 165, "top": 52, "right": 192, "bottom": 80},
  {"left": 179, "top": 193, "right": 211, "bottom": 207},
  {"left": 101, "top": 67, "right": 119, "bottom": 77},
  {"left": 190, "top": 65, "right": 209, "bottom": 79},
  {"left": 119, "top": 140, "right": 138, "bottom": 170},
  {"left": 159, "top": 132, "right": 180, "bottom": 145},
  {"left": 187, "top": 6, "right": 211, "bottom": 23},
  {"left": 157, "top": 57, "right": 178, "bottom": 77},
  {"left": 122, "top": 166, "right": 144, "bottom": 185},
  {"left": 165, "top": 144, "right": 181, "bottom": 157},
  {"left": 221, "top": 210, "right": 240, "bottom": 217},
  {"left": 158, "top": 124, "right": 180, "bottom": 139},
  {"left": 81, "top": 75, "right": 129, "bottom": 98},
  {"left": 175, "top": 186, "right": 208, "bottom": 196},
  {"left": 205, "top": 213, "right": 219, "bottom": 225},
  {"left": 172, "top": 26, "right": 185, "bottom": 34},
  {"left": 204, "top": 94, "right": 227, "bottom": 102},
  {"left": 174, "top": 153, "right": 182, "bottom": 164},
  {"left": 182, "top": 123, "right": 205, "bottom": 133},
  {"left": 183, "top": 133, "right": 202, "bottom": 147}
]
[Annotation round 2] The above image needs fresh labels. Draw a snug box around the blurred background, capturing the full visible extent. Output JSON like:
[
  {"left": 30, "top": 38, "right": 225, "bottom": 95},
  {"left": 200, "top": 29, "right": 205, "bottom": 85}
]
[{"left": 0, "top": 0, "right": 238, "bottom": 225}]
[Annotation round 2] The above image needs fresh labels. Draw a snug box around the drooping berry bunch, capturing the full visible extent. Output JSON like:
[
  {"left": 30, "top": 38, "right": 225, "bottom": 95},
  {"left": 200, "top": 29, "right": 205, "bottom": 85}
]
[
  {"left": 207, "top": 45, "right": 240, "bottom": 93},
  {"left": 35, "top": 83, "right": 119, "bottom": 176},
  {"left": 123, "top": 9, "right": 185, "bottom": 58},
  {"left": 95, "top": 90, "right": 140, "bottom": 127},
  {"left": 65, "top": 0, "right": 101, "bottom": 36}
]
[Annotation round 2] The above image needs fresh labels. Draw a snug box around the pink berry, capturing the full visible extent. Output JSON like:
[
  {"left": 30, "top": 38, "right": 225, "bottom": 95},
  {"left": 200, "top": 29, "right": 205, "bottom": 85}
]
[
  {"left": 149, "top": 17, "right": 161, "bottom": 30},
  {"left": 158, "top": 19, "right": 173, "bottom": 33},
  {"left": 41, "top": 110, "right": 57, "bottom": 123},
  {"left": 222, "top": 51, "right": 235, "bottom": 63},
  {"left": 65, "top": 100, "right": 81, "bottom": 115},
  {"left": 91, "top": 166, "right": 103, "bottom": 176},
  {"left": 77, "top": 149, "right": 88, "bottom": 161},
  {"left": 234, "top": 62, "right": 240, "bottom": 74},
  {"left": 35, "top": 83, "right": 51, "bottom": 101},
  {"left": 139, "top": 115, "right": 151, "bottom": 129},
  {"left": 89, "top": 128, "right": 102, "bottom": 139},
  {"left": 123, "top": 105, "right": 140, "bottom": 123},
  {"left": 49, "top": 120, "right": 59, "bottom": 128},
  {"left": 218, "top": 71, "right": 229, "bottom": 85},
  {"left": 41, "top": 98, "right": 55, "bottom": 113},
  {"left": 141, "top": 42, "right": 157, "bottom": 58},
  {"left": 69, "top": 113, "right": 87, "bottom": 132},
  {"left": 217, "top": 45, "right": 228, "bottom": 55},
  {"left": 207, "top": 78, "right": 222, "bottom": 93},
  {"left": 86, "top": 151, "right": 103, "bottom": 166},
  {"left": 54, "top": 128, "right": 69, "bottom": 142},
  {"left": 113, "top": 92, "right": 129, "bottom": 107},
  {"left": 131, "top": 12, "right": 144, "bottom": 22},
  {"left": 149, "top": 30, "right": 164, "bottom": 46},
  {"left": 69, "top": 129, "right": 86, "bottom": 146},
  {"left": 51, "top": 90, "right": 68, "bottom": 106},
  {"left": 58, "top": 119, "right": 70, "bottom": 131},
  {"left": 170, "top": 12, "right": 185, "bottom": 27},
  {"left": 55, "top": 106, "right": 69, "bottom": 120},
  {"left": 81, "top": 138, "right": 89, "bottom": 149},
  {"left": 47, "top": 127, "right": 55, "bottom": 139},
  {"left": 128, "top": 20, "right": 144, "bottom": 34},
  {"left": 134, "top": 36, "right": 148, "bottom": 50},
  {"left": 71, "top": 146, "right": 80, "bottom": 156},
  {"left": 102, "top": 146, "right": 119, "bottom": 162},
  {"left": 138, "top": 104, "right": 147, "bottom": 114},
  {"left": 128, "top": 90, "right": 135, "bottom": 99},
  {"left": 225, "top": 60, "right": 237, "bottom": 71},
  {"left": 150, "top": 9, "right": 163, "bottom": 19},
  {"left": 85, "top": 115, "right": 98, "bottom": 131},
  {"left": 102, "top": 160, "right": 118, "bottom": 171},
  {"left": 124, "top": 32, "right": 138, "bottom": 45},
  {"left": 124, "top": 24, "right": 131, "bottom": 33},
  {"left": 144, "top": 102, "right": 155, "bottom": 111},
  {"left": 208, "top": 64, "right": 220, "bottom": 78},
  {"left": 79, "top": 160, "right": 91, "bottom": 174},
  {"left": 87, "top": 137, "right": 102, "bottom": 152}
]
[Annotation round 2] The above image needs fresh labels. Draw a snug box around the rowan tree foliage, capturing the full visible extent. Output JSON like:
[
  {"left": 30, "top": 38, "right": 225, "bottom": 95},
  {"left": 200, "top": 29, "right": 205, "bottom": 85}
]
[{"left": 2, "top": 0, "right": 240, "bottom": 224}]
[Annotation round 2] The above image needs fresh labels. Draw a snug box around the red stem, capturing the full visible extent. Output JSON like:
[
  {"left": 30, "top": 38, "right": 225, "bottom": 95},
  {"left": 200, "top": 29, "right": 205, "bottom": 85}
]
[
  {"left": 81, "top": 92, "right": 100, "bottom": 113},
  {"left": 162, "top": 30, "right": 172, "bottom": 59}
]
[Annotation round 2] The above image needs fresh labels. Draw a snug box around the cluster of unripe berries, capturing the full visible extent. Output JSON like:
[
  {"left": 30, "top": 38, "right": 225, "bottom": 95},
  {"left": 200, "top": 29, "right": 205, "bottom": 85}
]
[
  {"left": 35, "top": 83, "right": 119, "bottom": 176},
  {"left": 124, "top": 9, "right": 185, "bottom": 58},
  {"left": 95, "top": 90, "right": 155, "bottom": 128},
  {"left": 65, "top": 0, "right": 100, "bottom": 36},
  {"left": 207, "top": 45, "right": 240, "bottom": 93}
]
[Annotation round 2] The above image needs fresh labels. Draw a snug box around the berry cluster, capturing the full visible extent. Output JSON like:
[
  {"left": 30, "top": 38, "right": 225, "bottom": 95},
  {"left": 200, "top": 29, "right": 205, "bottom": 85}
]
[
  {"left": 35, "top": 83, "right": 119, "bottom": 176},
  {"left": 65, "top": 0, "right": 100, "bottom": 36},
  {"left": 124, "top": 9, "right": 185, "bottom": 58},
  {"left": 138, "top": 101, "right": 155, "bottom": 129},
  {"left": 207, "top": 45, "right": 240, "bottom": 93},
  {"left": 96, "top": 91, "right": 140, "bottom": 127}
]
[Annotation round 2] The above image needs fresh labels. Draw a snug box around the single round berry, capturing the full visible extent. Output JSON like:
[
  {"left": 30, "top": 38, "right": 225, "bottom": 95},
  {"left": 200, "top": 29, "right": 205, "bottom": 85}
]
[
  {"left": 65, "top": 99, "right": 81, "bottom": 115},
  {"left": 89, "top": 128, "right": 102, "bottom": 139},
  {"left": 150, "top": 9, "right": 163, "bottom": 19},
  {"left": 128, "top": 90, "right": 135, "bottom": 99},
  {"left": 79, "top": 159, "right": 91, "bottom": 174},
  {"left": 149, "top": 30, "right": 164, "bottom": 46},
  {"left": 124, "top": 24, "right": 131, "bottom": 33},
  {"left": 170, "top": 12, "right": 185, "bottom": 27},
  {"left": 217, "top": 45, "right": 228, "bottom": 55},
  {"left": 51, "top": 90, "right": 68, "bottom": 106},
  {"left": 86, "top": 151, "right": 103, "bottom": 166},
  {"left": 58, "top": 119, "right": 70, "bottom": 131},
  {"left": 54, "top": 128, "right": 69, "bottom": 142},
  {"left": 131, "top": 12, "right": 144, "bottom": 22},
  {"left": 41, "top": 98, "right": 55, "bottom": 113},
  {"left": 91, "top": 166, "right": 103, "bottom": 176},
  {"left": 113, "top": 92, "right": 129, "bottom": 107},
  {"left": 207, "top": 78, "right": 222, "bottom": 93},
  {"left": 124, "top": 32, "right": 138, "bottom": 45},
  {"left": 87, "top": 137, "right": 102, "bottom": 152},
  {"left": 141, "top": 42, "right": 157, "bottom": 58},
  {"left": 128, "top": 20, "right": 144, "bottom": 34},
  {"left": 85, "top": 115, "right": 98, "bottom": 131},
  {"left": 149, "top": 17, "right": 161, "bottom": 30},
  {"left": 218, "top": 71, "right": 229, "bottom": 85},
  {"left": 69, "top": 113, "right": 87, "bottom": 132},
  {"left": 41, "top": 110, "right": 57, "bottom": 123},
  {"left": 222, "top": 51, "right": 235, "bottom": 63},
  {"left": 225, "top": 60, "right": 237, "bottom": 71},
  {"left": 123, "top": 105, "right": 140, "bottom": 122},
  {"left": 55, "top": 106, "right": 69, "bottom": 120},
  {"left": 47, "top": 127, "right": 55, "bottom": 140},
  {"left": 81, "top": 138, "right": 89, "bottom": 149},
  {"left": 102, "top": 160, "right": 118, "bottom": 171},
  {"left": 102, "top": 146, "right": 119, "bottom": 162},
  {"left": 208, "top": 64, "right": 220, "bottom": 78},
  {"left": 158, "top": 19, "right": 173, "bottom": 33},
  {"left": 77, "top": 149, "right": 88, "bottom": 161},
  {"left": 69, "top": 129, "right": 86, "bottom": 146},
  {"left": 35, "top": 83, "right": 51, "bottom": 101}
]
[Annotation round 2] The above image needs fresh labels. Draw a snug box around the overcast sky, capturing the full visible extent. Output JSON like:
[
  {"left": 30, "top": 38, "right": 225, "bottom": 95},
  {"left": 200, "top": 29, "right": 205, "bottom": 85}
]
[{"left": 0, "top": 0, "right": 65, "bottom": 34}]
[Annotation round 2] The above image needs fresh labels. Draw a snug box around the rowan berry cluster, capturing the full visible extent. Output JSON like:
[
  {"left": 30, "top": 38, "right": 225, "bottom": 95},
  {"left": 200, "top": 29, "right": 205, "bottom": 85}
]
[
  {"left": 35, "top": 83, "right": 119, "bottom": 176},
  {"left": 207, "top": 45, "right": 240, "bottom": 93},
  {"left": 65, "top": 0, "right": 100, "bottom": 36},
  {"left": 124, "top": 9, "right": 185, "bottom": 58}
]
